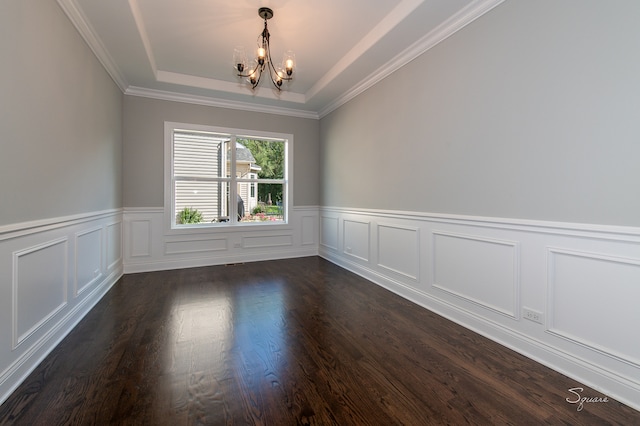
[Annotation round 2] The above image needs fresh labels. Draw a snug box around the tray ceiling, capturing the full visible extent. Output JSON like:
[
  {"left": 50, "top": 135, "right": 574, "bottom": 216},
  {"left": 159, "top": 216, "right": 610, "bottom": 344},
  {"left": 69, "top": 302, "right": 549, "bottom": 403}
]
[{"left": 57, "top": 0, "right": 504, "bottom": 118}]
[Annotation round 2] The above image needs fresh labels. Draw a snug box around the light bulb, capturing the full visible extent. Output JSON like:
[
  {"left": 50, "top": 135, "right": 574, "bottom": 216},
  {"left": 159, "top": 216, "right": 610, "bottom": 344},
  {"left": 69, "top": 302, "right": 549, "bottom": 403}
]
[
  {"left": 283, "top": 50, "right": 295, "bottom": 76},
  {"left": 233, "top": 47, "right": 247, "bottom": 73},
  {"left": 249, "top": 69, "right": 258, "bottom": 85}
]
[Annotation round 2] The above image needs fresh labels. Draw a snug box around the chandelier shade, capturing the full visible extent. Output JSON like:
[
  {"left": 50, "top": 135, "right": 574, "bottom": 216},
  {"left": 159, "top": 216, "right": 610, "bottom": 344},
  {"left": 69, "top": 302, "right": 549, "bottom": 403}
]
[{"left": 233, "top": 7, "right": 295, "bottom": 90}]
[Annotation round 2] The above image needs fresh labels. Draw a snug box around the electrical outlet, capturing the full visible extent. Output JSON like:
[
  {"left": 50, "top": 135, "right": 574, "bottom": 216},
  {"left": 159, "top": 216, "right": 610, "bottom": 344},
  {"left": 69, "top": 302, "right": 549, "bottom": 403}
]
[{"left": 522, "top": 307, "right": 544, "bottom": 324}]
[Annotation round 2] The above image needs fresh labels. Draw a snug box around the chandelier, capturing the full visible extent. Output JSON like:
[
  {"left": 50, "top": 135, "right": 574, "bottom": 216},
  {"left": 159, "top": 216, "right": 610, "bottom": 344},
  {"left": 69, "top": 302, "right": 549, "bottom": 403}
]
[{"left": 233, "top": 7, "right": 295, "bottom": 90}]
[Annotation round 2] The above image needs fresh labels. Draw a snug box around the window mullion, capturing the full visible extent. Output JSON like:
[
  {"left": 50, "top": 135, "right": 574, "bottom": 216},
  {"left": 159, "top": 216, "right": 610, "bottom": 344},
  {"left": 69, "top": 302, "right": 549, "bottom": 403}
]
[
  {"left": 229, "top": 135, "right": 238, "bottom": 224},
  {"left": 174, "top": 176, "right": 231, "bottom": 183},
  {"left": 237, "top": 178, "right": 285, "bottom": 184},
  {"left": 168, "top": 123, "right": 290, "bottom": 228}
]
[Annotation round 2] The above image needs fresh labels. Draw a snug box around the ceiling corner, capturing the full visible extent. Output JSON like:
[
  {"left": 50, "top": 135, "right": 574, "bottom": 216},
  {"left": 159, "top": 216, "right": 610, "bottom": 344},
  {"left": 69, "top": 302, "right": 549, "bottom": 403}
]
[{"left": 56, "top": 0, "right": 129, "bottom": 92}]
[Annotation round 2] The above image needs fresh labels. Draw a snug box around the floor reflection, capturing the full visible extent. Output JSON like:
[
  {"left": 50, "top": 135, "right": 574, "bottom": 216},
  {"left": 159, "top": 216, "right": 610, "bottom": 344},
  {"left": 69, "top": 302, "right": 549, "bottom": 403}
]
[
  {"left": 231, "top": 280, "right": 287, "bottom": 389},
  {"left": 165, "top": 277, "right": 288, "bottom": 414}
]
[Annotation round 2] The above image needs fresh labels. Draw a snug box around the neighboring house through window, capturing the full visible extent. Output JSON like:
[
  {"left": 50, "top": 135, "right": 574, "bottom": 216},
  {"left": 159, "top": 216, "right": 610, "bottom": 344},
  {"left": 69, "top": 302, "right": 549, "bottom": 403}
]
[{"left": 164, "top": 122, "right": 291, "bottom": 228}]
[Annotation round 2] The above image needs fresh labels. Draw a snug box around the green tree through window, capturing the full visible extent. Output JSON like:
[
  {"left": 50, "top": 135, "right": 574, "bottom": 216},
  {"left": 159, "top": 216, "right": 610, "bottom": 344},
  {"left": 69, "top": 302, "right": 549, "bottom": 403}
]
[
  {"left": 240, "top": 138, "right": 285, "bottom": 205},
  {"left": 165, "top": 122, "right": 290, "bottom": 228}
]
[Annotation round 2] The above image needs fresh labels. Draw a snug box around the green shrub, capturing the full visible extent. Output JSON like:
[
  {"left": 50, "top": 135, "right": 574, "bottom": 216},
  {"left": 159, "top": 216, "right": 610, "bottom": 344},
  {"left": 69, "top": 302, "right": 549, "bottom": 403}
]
[
  {"left": 266, "top": 205, "right": 281, "bottom": 214},
  {"left": 252, "top": 205, "right": 266, "bottom": 215},
  {"left": 177, "top": 207, "right": 203, "bottom": 224}
]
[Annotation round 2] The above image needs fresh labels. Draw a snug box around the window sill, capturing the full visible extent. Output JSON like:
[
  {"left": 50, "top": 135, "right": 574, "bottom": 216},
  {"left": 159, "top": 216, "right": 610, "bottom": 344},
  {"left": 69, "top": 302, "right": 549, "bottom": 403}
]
[{"left": 166, "top": 220, "right": 292, "bottom": 236}]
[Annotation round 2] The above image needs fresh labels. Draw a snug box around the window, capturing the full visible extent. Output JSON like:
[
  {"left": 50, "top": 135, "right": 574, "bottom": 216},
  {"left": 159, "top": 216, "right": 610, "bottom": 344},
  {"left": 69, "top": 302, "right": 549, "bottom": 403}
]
[
  {"left": 165, "top": 122, "right": 291, "bottom": 229},
  {"left": 250, "top": 174, "right": 256, "bottom": 198}
]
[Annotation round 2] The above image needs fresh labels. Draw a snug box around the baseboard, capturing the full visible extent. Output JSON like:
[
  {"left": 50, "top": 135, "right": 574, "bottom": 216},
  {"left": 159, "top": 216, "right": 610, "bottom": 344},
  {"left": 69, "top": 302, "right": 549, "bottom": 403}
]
[
  {"left": 124, "top": 247, "right": 319, "bottom": 273},
  {"left": 0, "top": 210, "right": 123, "bottom": 407},
  {"left": 319, "top": 206, "right": 640, "bottom": 412},
  {"left": 0, "top": 269, "right": 121, "bottom": 405},
  {"left": 123, "top": 206, "right": 320, "bottom": 273}
]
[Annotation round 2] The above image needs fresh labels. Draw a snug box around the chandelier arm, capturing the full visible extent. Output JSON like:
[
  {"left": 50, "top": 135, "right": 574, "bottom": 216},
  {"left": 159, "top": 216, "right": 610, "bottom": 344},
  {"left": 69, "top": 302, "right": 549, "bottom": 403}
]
[
  {"left": 265, "top": 37, "right": 283, "bottom": 90},
  {"left": 234, "top": 7, "right": 293, "bottom": 91},
  {"left": 252, "top": 64, "right": 265, "bottom": 89},
  {"left": 265, "top": 36, "right": 293, "bottom": 90}
]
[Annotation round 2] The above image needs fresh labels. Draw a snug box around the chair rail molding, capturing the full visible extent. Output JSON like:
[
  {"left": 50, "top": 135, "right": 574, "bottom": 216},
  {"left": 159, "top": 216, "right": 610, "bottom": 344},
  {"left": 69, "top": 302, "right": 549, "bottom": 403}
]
[
  {"left": 0, "top": 209, "right": 123, "bottom": 406},
  {"left": 122, "top": 206, "right": 319, "bottom": 273},
  {"left": 319, "top": 205, "right": 640, "bottom": 412}
]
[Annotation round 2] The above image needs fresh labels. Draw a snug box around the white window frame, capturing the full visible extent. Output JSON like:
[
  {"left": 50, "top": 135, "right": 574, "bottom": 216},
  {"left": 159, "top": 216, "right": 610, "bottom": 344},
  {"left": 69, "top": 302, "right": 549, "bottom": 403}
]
[{"left": 164, "top": 121, "right": 293, "bottom": 234}]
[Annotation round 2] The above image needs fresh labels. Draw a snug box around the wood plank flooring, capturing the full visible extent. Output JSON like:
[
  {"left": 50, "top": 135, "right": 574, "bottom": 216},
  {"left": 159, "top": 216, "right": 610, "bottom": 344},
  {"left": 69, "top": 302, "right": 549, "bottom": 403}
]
[{"left": 1, "top": 256, "right": 638, "bottom": 425}]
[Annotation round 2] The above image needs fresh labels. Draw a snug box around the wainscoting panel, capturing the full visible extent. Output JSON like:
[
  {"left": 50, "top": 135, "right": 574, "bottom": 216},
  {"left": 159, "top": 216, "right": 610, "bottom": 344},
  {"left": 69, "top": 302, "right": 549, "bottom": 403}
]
[
  {"left": 0, "top": 210, "right": 123, "bottom": 407},
  {"left": 123, "top": 207, "right": 319, "bottom": 273},
  {"left": 377, "top": 224, "right": 419, "bottom": 281},
  {"left": 301, "top": 214, "right": 317, "bottom": 246},
  {"left": 165, "top": 237, "right": 227, "bottom": 255},
  {"left": 548, "top": 248, "right": 640, "bottom": 367},
  {"left": 129, "top": 219, "right": 151, "bottom": 257},
  {"left": 75, "top": 227, "right": 102, "bottom": 296},
  {"left": 319, "top": 206, "right": 640, "bottom": 411},
  {"left": 106, "top": 221, "right": 122, "bottom": 271},
  {"left": 243, "top": 234, "right": 293, "bottom": 249},
  {"left": 13, "top": 238, "right": 68, "bottom": 348},
  {"left": 343, "top": 219, "right": 370, "bottom": 262},
  {"left": 320, "top": 215, "right": 339, "bottom": 251},
  {"left": 432, "top": 231, "right": 519, "bottom": 318}
]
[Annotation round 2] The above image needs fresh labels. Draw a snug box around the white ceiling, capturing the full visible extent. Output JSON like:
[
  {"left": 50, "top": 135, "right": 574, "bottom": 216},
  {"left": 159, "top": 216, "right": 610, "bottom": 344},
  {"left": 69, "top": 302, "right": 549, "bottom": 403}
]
[{"left": 57, "top": 0, "right": 504, "bottom": 118}]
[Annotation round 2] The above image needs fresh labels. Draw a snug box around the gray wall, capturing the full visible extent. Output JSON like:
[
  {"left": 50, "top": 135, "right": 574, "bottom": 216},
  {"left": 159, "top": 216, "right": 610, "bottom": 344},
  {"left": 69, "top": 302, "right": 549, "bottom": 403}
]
[
  {"left": 320, "top": 0, "right": 640, "bottom": 227},
  {"left": 122, "top": 96, "right": 320, "bottom": 208},
  {"left": 0, "top": 1, "right": 123, "bottom": 227}
]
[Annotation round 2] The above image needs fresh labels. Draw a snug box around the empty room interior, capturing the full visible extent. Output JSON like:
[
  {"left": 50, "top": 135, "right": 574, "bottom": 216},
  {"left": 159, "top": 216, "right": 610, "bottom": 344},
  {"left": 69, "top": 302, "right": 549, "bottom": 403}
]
[{"left": 1, "top": 0, "right": 640, "bottom": 424}]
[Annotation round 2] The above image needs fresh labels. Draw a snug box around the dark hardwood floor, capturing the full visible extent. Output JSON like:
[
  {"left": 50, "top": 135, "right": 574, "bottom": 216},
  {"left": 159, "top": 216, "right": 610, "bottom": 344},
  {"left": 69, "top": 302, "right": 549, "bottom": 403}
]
[{"left": 1, "top": 256, "right": 638, "bottom": 425}]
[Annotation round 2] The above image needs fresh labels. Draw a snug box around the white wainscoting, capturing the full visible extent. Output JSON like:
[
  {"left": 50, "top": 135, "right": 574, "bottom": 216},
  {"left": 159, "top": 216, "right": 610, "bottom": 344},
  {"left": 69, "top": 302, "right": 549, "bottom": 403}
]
[
  {"left": 13, "top": 238, "right": 68, "bottom": 349},
  {"left": 547, "top": 248, "right": 640, "bottom": 367},
  {"left": 432, "top": 231, "right": 519, "bottom": 319},
  {"left": 0, "top": 210, "right": 123, "bottom": 406},
  {"left": 75, "top": 227, "right": 102, "bottom": 296},
  {"left": 123, "top": 206, "right": 319, "bottom": 273},
  {"left": 343, "top": 219, "right": 370, "bottom": 262},
  {"left": 378, "top": 223, "right": 420, "bottom": 282},
  {"left": 318, "top": 207, "right": 640, "bottom": 411}
]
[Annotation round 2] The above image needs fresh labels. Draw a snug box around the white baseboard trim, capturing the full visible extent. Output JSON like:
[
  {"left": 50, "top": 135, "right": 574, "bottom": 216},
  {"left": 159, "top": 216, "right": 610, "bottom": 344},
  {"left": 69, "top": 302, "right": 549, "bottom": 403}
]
[
  {"left": 124, "top": 247, "right": 319, "bottom": 273},
  {"left": 123, "top": 206, "right": 320, "bottom": 273},
  {"left": 0, "top": 209, "right": 124, "bottom": 407},
  {"left": 319, "top": 206, "right": 640, "bottom": 412},
  {"left": 0, "top": 265, "right": 122, "bottom": 407},
  {"left": 3, "top": 204, "right": 638, "bottom": 413}
]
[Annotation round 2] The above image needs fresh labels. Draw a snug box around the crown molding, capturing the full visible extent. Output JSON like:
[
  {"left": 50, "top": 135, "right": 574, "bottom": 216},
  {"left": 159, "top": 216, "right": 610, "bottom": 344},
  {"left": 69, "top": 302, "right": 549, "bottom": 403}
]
[
  {"left": 318, "top": 0, "right": 506, "bottom": 118},
  {"left": 305, "top": 0, "right": 425, "bottom": 102},
  {"left": 125, "top": 86, "right": 320, "bottom": 120},
  {"left": 56, "top": 0, "right": 129, "bottom": 92},
  {"left": 128, "top": 0, "right": 157, "bottom": 76},
  {"left": 156, "top": 71, "right": 307, "bottom": 104},
  {"left": 57, "top": 0, "right": 504, "bottom": 121}
]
